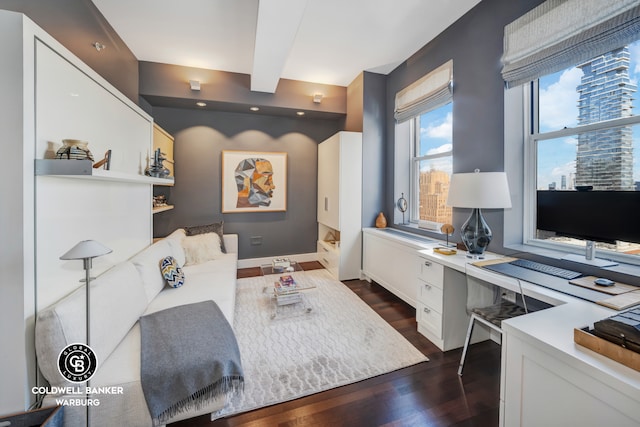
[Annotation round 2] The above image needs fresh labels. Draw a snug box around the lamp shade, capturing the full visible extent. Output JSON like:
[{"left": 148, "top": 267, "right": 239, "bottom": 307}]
[
  {"left": 60, "top": 240, "right": 112, "bottom": 260},
  {"left": 447, "top": 171, "right": 512, "bottom": 209}
]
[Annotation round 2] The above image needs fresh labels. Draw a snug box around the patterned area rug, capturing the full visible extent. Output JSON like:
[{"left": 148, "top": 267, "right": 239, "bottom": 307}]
[{"left": 215, "top": 269, "right": 428, "bottom": 419}]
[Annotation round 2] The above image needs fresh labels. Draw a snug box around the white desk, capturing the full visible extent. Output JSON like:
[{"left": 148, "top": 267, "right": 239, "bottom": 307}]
[
  {"left": 362, "top": 227, "right": 640, "bottom": 426},
  {"left": 414, "top": 245, "right": 640, "bottom": 427}
]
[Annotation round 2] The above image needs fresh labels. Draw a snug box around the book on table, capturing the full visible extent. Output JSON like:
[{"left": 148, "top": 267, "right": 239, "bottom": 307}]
[{"left": 275, "top": 276, "right": 297, "bottom": 294}]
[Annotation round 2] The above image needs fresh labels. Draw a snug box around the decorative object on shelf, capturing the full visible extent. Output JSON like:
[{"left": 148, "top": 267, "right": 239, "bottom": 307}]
[
  {"left": 396, "top": 193, "right": 408, "bottom": 225},
  {"left": 93, "top": 149, "right": 111, "bottom": 170},
  {"left": 434, "top": 247, "right": 457, "bottom": 255},
  {"left": 440, "top": 223, "right": 455, "bottom": 248},
  {"left": 446, "top": 169, "right": 511, "bottom": 259},
  {"left": 145, "top": 148, "right": 171, "bottom": 178},
  {"left": 153, "top": 195, "right": 168, "bottom": 208},
  {"left": 55, "top": 139, "right": 94, "bottom": 161},
  {"left": 375, "top": 212, "right": 387, "bottom": 228},
  {"left": 221, "top": 150, "right": 287, "bottom": 213}
]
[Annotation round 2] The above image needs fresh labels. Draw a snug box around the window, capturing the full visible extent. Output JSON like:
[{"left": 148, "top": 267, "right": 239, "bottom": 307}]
[
  {"left": 410, "top": 102, "right": 453, "bottom": 226},
  {"left": 527, "top": 41, "right": 640, "bottom": 261}
]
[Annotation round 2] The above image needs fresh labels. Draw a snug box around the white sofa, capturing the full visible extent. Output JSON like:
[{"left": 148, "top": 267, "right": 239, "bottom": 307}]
[{"left": 35, "top": 229, "right": 239, "bottom": 427}]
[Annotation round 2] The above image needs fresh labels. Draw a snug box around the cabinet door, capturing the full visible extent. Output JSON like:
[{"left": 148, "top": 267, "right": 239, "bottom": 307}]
[{"left": 317, "top": 134, "right": 340, "bottom": 229}]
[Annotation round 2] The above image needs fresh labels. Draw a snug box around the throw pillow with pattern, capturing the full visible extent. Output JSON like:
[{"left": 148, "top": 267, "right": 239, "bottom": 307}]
[{"left": 160, "top": 256, "right": 185, "bottom": 288}]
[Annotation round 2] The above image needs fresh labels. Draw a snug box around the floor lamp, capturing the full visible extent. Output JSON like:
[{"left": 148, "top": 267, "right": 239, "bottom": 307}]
[
  {"left": 446, "top": 170, "right": 511, "bottom": 258},
  {"left": 60, "top": 240, "right": 112, "bottom": 425}
]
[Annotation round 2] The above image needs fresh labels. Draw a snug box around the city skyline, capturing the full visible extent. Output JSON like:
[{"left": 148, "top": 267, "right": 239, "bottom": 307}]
[{"left": 538, "top": 40, "right": 640, "bottom": 189}]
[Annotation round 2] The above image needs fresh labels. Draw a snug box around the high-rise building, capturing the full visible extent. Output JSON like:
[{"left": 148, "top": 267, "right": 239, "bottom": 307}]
[
  {"left": 576, "top": 47, "right": 637, "bottom": 190},
  {"left": 419, "top": 169, "right": 452, "bottom": 223}
]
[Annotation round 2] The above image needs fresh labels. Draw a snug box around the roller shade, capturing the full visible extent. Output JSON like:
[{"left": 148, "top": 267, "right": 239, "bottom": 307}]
[
  {"left": 394, "top": 60, "right": 453, "bottom": 123},
  {"left": 502, "top": 0, "right": 640, "bottom": 88}
]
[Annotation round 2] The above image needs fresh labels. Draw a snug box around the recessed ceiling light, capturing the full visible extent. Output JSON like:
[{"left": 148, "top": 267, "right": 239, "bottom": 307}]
[
  {"left": 196, "top": 102, "right": 206, "bottom": 107},
  {"left": 250, "top": 107, "right": 260, "bottom": 112},
  {"left": 296, "top": 111, "right": 305, "bottom": 116}
]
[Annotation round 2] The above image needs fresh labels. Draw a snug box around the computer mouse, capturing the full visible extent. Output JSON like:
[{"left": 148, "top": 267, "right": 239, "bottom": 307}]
[{"left": 594, "top": 278, "right": 615, "bottom": 287}]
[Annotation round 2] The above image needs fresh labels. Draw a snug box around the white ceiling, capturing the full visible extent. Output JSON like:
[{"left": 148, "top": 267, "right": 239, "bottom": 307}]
[{"left": 92, "top": 0, "right": 481, "bottom": 93}]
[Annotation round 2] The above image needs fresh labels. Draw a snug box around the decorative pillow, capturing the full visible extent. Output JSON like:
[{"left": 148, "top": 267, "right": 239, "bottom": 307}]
[
  {"left": 182, "top": 232, "right": 224, "bottom": 265},
  {"left": 184, "top": 222, "right": 226, "bottom": 253},
  {"left": 160, "top": 256, "right": 185, "bottom": 288}
]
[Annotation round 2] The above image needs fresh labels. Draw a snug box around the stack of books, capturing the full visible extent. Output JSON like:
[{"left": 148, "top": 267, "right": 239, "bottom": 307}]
[{"left": 274, "top": 275, "right": 301, "bottom": 305}]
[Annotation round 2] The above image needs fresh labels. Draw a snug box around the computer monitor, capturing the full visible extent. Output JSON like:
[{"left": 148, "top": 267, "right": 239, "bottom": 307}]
[{"left": 536, "top": 190, "right": 640, "bottom": 245}]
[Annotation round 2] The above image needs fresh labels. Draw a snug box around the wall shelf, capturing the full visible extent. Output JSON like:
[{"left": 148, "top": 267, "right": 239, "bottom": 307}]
[
  {"left": 35, "top": 159, "right": 175, "bottom": 185},
  {"left": 152, "top": 205, "right": 174, "bottom": 214}
]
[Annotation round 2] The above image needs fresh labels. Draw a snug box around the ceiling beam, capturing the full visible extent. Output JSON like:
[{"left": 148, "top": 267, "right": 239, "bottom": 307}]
[{"left": 251, "top": 0, "right": 308, "bottom": 93}]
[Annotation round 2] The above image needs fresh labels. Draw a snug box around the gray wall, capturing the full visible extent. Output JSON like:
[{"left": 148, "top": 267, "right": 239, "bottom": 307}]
[
  {"left": 385, "top": 0, "right": 545, "bottom": 253},
  {"left": 151, "top": 107, "right": 341, "bottom": 259},
  {"left": 362, "top": 72, "right": 387, "bottom": 228}
]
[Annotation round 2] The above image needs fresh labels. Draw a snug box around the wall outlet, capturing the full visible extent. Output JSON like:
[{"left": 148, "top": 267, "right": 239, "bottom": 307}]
[
  {"left": 250, "top": 236, "right": 263, "bottom": 246},
  {"left": 502, "top": 290, "right": 516, "bottom": 303}
]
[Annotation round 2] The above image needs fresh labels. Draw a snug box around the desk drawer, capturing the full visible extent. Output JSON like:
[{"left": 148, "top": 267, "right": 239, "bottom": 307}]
[
  {"left": 418, "top": 257, "right": 444, "bottom": 287},
  {"left": 417, "top": 302, "right": 442, "bottom": 339},
  {"left": 417, "top": 278, "right": 443, "bottom": 311}
]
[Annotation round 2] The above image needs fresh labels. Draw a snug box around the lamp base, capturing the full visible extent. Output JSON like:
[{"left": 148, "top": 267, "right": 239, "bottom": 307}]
[{"left": 460, "top": 208, "right": 492, "bottom": 258}]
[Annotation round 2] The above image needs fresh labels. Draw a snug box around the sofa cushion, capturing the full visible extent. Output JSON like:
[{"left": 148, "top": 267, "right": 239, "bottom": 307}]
[
  {"left": 160, "top": 256, "right": 185, "bottom": 288},
  {"left": 131, "top": 239, "right": 175, "bottom": 302},
  {"left": 164, "top": 229, "right": 187, "bottom": 266},
  {"left": 184, "top": 222, "right": 226, "bottom": 253},
  {"left": 35, "top": 261, "right": 147, "bottom": 387},
  {"left": 182, "top": 233, "right": 224, "bottom": 265}
]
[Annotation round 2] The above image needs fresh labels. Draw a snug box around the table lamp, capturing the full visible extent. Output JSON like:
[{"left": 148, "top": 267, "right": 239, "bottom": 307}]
[{"left": 446, "top": 170, "right": 511, "bottom": 258}]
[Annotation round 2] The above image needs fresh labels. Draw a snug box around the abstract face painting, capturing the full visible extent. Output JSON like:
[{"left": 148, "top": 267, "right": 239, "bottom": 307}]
[
  {"left": 235, "top": 158, "right": 276, "bottom": 208},
  {"left": 222, "top": 151, "right": 287, "bottom": 213}
]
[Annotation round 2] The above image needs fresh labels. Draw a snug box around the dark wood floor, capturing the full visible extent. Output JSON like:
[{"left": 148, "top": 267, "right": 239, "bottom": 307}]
[{"left": 172, "top": 262, "right": 501, "bottom": 427}]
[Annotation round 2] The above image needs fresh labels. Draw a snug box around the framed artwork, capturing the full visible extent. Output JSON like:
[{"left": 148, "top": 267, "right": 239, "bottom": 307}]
[{"left": 222, "top": 150, "right": 287, "bottom": 213}]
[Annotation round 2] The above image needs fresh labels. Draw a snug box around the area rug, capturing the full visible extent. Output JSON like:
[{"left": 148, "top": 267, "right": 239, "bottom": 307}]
[{"left": 214, "top": 269, "right": 428, "bottom": 419}]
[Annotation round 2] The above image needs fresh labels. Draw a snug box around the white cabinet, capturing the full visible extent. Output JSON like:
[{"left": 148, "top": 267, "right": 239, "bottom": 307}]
[
  {"left": 416, "top": 255, "right": 473, "bottom": 351},
  {"left": 501, "top": 328, "right": 640, "bottom": 426},
  {"left": 317, "top": 131, "right": 362, "bottom": 280},
  {"left": 362, "top": 230, "right": 420, "bottom": 307},
  {"left": 0, "top": 11, "right": 154, "bottom": 412}
]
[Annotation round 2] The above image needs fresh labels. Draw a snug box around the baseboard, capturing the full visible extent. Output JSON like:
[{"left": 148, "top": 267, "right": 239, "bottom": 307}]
[{"left": 237, "top": 252, "right": 318, "bottom": 269}]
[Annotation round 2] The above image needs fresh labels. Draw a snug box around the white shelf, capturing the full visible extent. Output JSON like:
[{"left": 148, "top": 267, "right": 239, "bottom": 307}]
[
  {"left": 35, "top": 160, "right": 174, "bottom": 185},
  {"left": 152, "top": 205, "right": 174, "bottom": 214}
]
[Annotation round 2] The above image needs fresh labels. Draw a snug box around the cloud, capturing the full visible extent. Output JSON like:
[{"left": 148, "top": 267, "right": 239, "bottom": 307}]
[
  {"left": 426, "top": 143, "right": 452, "bottom": 156},
  {"left": 420, "top": 157, "right": 452, "bottom": 174},
  {"left": 539, "top": 67, "right": 583, "bottom": 131},
  {"left": 421, "top": 112, "right": 452, "bottom": 141}
]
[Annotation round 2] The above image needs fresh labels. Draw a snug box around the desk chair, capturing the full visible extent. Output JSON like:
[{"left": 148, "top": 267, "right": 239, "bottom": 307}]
[{"left": 458, "top": 279, "right": 528, "bottom": 376}]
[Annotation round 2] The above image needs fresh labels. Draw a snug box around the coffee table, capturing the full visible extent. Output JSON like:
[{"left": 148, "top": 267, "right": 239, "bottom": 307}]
[{"left": 261, "top": 266, "right": 316, "bottom": 319}]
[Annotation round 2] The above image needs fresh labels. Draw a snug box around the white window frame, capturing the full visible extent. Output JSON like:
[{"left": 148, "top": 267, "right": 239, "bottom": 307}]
[
  {"left": 409, "top": 110, "right": 453, "bottom": 225},
  {"left": 523, "top": 81, "right": 640, "bottom": 265}
]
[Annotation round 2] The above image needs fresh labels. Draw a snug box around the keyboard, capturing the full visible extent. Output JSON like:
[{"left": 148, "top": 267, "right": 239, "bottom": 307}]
[{"left": 509, "top": 259, "right": 582, "bottom": 280}]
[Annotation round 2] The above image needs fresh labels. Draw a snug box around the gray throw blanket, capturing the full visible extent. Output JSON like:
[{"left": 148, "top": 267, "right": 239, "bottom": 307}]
[{"left": 140, "top": 300, "right": 244, "bottom": 426}]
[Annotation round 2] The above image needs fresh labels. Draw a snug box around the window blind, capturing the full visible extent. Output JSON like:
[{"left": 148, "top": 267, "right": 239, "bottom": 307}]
[
  {"left": 502, "top": 0, "right": 640, "bottom": 88},
  {"left": 394, "top": 60, "right": 453, "bottom": 123}
]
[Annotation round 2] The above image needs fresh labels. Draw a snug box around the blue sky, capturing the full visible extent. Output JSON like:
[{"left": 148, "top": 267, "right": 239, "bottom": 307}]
[
  {"left": 418, "top": 102, "right": 452, "bottom": 174},
  {"left": 537, "top": 41, "right": 640, "bottom": 189}
]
